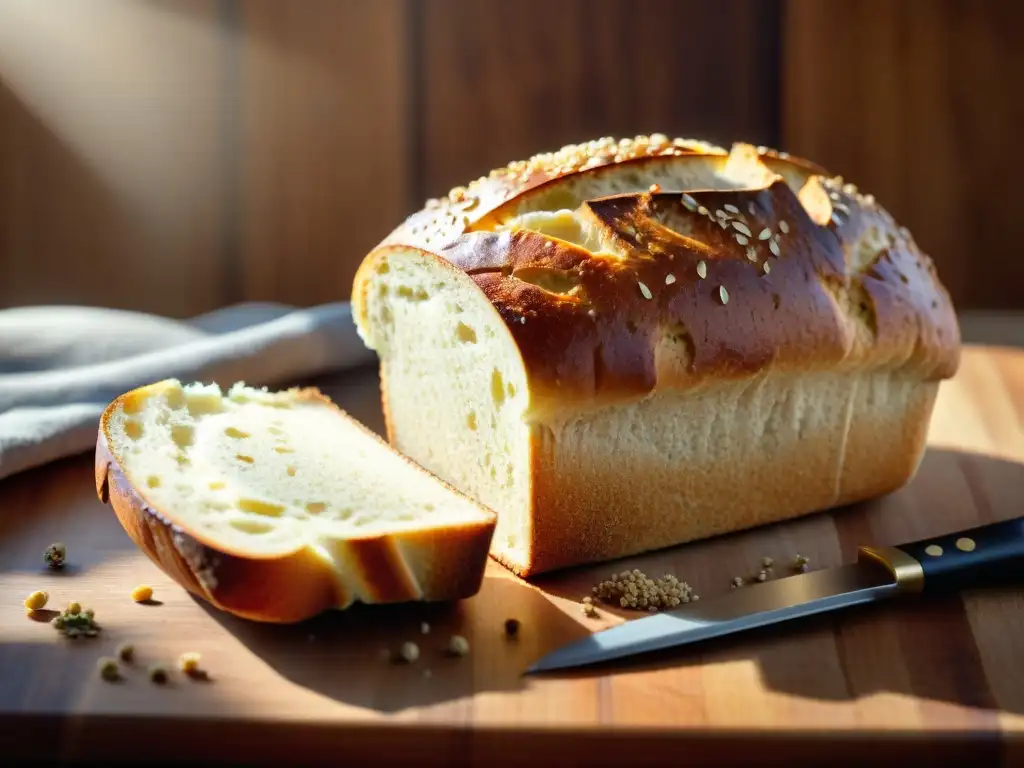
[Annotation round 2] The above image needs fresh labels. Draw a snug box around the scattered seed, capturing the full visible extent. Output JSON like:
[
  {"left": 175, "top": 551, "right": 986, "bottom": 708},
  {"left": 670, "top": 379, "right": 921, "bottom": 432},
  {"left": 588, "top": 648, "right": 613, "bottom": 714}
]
[
  {"left": 97, "top": 657, "right": 120, "bottom": 682},
  {"left": 718, "top": 285, "right": 729, "bottom": 305},
  {"left": 447, "top": 635, "right": 470, "bottom": 657},
  {"left": 756, "top": 570, "right": 768, "bottom": 582},
  {"left": 117, "top": 643, "right": 135, "bottom": 663},
  {"left": 769, "top": 240, "right": 781, "bottom": 257},
  {"left": 681, "top": 193, "right": 698, "bottom": 212},
  {"left": 697, "top": 205, "right": 709, "bottom": 217},
  {"left": 731, "top": 221, "right": 752, "bottom": 237},
  {"left": 758, "top": 227, "right": 772, "bottom": 240},
  {"left": 732, "top": 576, "right": 745, "bottom": 588},
  {"left": 178, "top": 652, "right": 201, "bottom": 675},
  {"left": 696, "top": 260, "right": 707, "bottom": 279},
  {"left": 44, "top": 542, "right": 66, "bottom": 570},
  {"left": 398, "top": 642, "right": 420, "bottom": 663},
  {"left": 747, "top": 246, "right": 758, "bottom": 262},
  {"left": 24, "top": 591, "right": 48, "bottom": 611},
  {"left": 724, "top": 203, "right": 740, "bottom": 214},
  {"left": 638, "top": 281, "right": 652, "bottom": 300},
  {"left": 762, "top": 261, "right": 772, "bottom": 275},
  {"left": 762, "top": 557, "right": 775, "bottom": 569},
  {"left": 735, "top": 234, "right": 749, "bottom": 246},
  {"left": 504, "top": 618, "right": 520, "bottom": 638},
  {"left": 148, "top": 664, "right": 169, "bottom": 685},
  {"left": 778, "top": 220, "right": 790, "bottom": 234},
  {"left": 131, "top": 585, "right": 153, "bottom": 603},
  {"left": 831, "top": 212, "right": 843, "bottom": 226},
  {"left": 664, "top": 273, "right": 676, "bottom": 285},
  {"left": 592, "top": 568, "right": 696, "bottom": 611},
  {"left": 421, "top": 621, "right": 431, "bottom": 635},
  {"left": 794, "top": 554, "right": 810, "bottom": 572}
]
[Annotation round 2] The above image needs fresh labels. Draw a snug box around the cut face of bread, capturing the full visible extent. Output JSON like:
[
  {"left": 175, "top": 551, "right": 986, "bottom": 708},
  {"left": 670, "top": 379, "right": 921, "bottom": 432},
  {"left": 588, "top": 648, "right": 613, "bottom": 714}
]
[
  {"left": 358, "top": 254, "right": 534, "bottom": 572},
  {"left": 95, "top": 379, "right": 496, "bottom": 623}
]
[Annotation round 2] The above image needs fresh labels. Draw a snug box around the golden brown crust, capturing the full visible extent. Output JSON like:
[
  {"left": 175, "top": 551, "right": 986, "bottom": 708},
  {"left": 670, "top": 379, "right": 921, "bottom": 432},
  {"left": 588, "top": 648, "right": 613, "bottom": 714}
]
[
  {"left": 351, "top": 135, "right": 962, "bottom": 577},
  {"left": 94, "top": 386, "right": 496, "bottom": 624},
  {"left": 355, "top": 138, "right": 959, "bottom": 413}
]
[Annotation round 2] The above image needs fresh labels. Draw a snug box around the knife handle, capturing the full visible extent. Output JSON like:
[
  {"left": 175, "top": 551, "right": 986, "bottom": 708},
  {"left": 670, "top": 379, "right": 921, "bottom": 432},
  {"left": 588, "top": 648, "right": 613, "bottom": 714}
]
[{"left": 879, "top": 516, "right": 1024, "bottom": 594}]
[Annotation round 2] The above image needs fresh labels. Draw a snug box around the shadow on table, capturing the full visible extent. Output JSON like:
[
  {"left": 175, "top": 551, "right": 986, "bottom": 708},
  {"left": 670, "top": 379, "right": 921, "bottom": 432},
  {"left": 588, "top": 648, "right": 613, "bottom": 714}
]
[
  {"left": 528, "top": 447, "right": 1024, "bottom": 716},
  {"left": 199, "top": 570, "right": 590, "bottom": 714}
]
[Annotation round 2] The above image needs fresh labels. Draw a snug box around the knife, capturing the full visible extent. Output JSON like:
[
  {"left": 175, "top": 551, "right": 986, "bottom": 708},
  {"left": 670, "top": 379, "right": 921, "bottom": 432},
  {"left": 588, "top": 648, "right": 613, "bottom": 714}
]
[{"left": 526, "top": 516, "right": 1024, "bottom": 674}]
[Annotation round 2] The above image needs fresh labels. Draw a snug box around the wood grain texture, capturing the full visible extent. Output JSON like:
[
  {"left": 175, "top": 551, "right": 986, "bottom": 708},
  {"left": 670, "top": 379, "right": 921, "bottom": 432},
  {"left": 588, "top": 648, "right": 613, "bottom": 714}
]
[
  {"left": 415, "top": 0, "right": 780, "bottom": 202},
  {"left": 0, "top": 0, "right": 228, "bottom": 318},
  {"left": 782, "top": 0, "right": 1024, "bottom": 311},
  {"left": 1, "top": 347, "right": 1023, "bottom": 765},
  {"left": 236, "top": 0, "right": 409, "bottom": 307}
]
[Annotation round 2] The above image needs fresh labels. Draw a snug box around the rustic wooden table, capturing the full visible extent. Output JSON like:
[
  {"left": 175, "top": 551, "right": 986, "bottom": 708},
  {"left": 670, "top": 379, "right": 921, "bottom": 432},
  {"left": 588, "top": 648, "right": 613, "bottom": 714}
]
[{"left": 2, "top": 346, "right": 1023, "bottom": 766}]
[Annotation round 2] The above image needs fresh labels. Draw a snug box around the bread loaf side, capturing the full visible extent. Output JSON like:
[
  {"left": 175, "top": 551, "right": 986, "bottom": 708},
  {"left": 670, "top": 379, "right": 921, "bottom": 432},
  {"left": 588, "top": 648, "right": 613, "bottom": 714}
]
[{"left": 352, "top": 136, "right": 960, "bottom": 575}]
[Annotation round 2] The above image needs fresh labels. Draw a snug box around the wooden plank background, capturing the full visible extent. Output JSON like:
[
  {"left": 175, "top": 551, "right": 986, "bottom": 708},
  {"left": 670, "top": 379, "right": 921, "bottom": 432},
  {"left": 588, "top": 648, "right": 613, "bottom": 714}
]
[{"left": 0, "top": 0, "right": 1020, "bottom": 316}]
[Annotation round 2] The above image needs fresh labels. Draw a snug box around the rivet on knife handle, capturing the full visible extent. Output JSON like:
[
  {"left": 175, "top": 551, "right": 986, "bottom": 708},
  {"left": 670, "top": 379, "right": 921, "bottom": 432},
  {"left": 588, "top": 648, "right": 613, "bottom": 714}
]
[{"left": 860, "top": 517, "right": 1024, "bottom": 594}]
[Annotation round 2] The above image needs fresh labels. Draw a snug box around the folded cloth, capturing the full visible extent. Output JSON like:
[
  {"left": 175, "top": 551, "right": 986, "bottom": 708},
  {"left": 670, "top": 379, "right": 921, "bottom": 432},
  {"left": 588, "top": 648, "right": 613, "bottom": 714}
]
[{"left": 0, "top": 302, "right": 376, "bottom": 481}]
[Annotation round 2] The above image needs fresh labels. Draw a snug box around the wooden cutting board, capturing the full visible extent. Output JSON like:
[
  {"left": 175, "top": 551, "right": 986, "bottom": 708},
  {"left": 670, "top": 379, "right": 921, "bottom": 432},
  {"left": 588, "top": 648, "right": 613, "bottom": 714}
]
[{"left": 2, "top": 345, "right": 1023, "bottom": 766}]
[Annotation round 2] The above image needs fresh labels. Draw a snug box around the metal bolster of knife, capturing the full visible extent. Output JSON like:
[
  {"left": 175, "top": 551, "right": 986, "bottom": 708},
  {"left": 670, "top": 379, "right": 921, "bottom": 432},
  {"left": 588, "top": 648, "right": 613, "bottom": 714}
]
[{"left": 856, "top": 546, "right": 925, "bottom": 593}]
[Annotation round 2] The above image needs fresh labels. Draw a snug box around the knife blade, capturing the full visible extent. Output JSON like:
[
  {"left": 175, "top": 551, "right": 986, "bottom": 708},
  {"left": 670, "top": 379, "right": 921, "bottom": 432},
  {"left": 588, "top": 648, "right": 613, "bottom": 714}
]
[{"left": 526, "top": 515, "right": 1024, "bottom": 674}]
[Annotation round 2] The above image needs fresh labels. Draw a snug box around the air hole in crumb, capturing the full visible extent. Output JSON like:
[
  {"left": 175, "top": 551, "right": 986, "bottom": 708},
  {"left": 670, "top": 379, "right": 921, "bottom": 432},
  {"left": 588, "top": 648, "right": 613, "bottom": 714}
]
[
  {"left": 424, "top": 503, "right": 435, "bottom": 511},
  {"left": 491, "top": 369, "right": 506, "bottom": 407},
  {"left": 375, "top": 260, "right": 390, "bottom": 275},
  {"left": 274, "top": 446, "right": 295, "bottom": 454},
  {"left": 397, "top": 285, "right": 430, "bottom": 301},
  {"left": 466, "top": 412, "right": 478, "bottom": 430},
  {"left": 506, "top": 464, "right": 514, "bottom": 487},
  {"left": 236, "top": 454, "right": 255, "bottom": 464},
  {"left": 268, "top": 426, "right": 284, "bottom": 436},
  {"left": 455, "top": 322, "right": 478, "bottom": 344},
  {"left": 230, "top": 519, "right": 274, "bottom": 535},
  {"left": 507, "top": 382, "right": 516, "bottom": 398},
  {"left": 175, "top": 454, "right": 190, "bottom": 466},
  {"left": 209, "top": 481, "right": 226, "bottom": 490},
  {"left": 171, "top": 424, "right": 194, "bottom": 449},
  {"left": 238, "top": 498, "right": 285, "bottom": 517},
  {"left": 146, "top": 476, "right": 161, "bottom": 489},
  {"left": 164, "top": 387, "right": 186, "bottom": 410},
  {"left": 122, "top": 395, "right": 145, "bottom": 414},
  {"left": 490, "top": 466, "right": 498, "bottom": 480},
  {"left": 483, "top": 453, "right": 492, "bottom": 467},
  {"left": 286, "top": 466, "right": 297, "bottom": 477},
  {"left": 176, "top": 485, "right": 194, "bottom": 497},
  {"left": 305, "top": 502, "right": 327, "bottom": 514},
  {"left": 124, "top": 420, "right": 143, "bottom": 440},
  {"left": 224, "top": 427, "right": 250, "bottom": 439}
]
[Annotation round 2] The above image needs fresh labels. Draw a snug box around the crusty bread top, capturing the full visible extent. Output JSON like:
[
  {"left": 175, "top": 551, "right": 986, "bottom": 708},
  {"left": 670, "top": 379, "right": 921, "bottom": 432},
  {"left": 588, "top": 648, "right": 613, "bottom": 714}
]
[{"left": 356, "top": 135, "right": 960, "bottom": 408}]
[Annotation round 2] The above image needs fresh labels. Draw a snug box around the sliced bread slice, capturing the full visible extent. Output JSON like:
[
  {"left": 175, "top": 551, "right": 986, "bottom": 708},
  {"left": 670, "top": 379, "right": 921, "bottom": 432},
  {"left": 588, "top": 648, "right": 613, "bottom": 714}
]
[{"left": 94, "top": 379, "right": 497, "bottom": 623}]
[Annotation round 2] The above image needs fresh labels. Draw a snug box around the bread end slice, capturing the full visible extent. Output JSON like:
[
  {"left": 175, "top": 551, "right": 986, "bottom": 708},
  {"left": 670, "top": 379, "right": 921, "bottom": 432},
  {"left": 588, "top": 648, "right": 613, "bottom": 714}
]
[{"left": 95, "top": 379, "right": 496, "bottom": 623}]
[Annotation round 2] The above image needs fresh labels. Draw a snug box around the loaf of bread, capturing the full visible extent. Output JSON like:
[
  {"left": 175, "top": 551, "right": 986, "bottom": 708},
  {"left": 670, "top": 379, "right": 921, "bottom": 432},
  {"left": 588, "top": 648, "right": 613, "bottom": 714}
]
[
  {"left": 351, "top": 135, "right": 960, "bottom": 577},
  {"left": 94, "top": 379, "right": 496, "bottom": 623}
]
